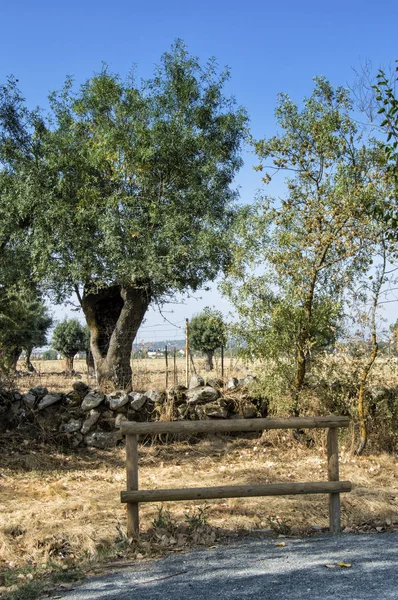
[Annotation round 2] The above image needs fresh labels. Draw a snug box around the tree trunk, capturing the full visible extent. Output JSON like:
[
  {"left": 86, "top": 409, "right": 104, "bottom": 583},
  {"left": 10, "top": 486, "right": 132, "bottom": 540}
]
[
  {"left": 65, "top": 356, "right": 74, "bottom": 375},
  {"left": 355, "top": 241, "right": 386, "bottom": 456},
  {"left": 5, "top": 347, "right": 22, "bottom": 371},
  {"left": 24, "top": 347, "right": 36, "bottom": 372},
  {"left": 82, "top": 284, "right": 150, "bottom": 391},
  {"left": 86, "top": 349, "right": 95, "bottom": 376},
  {"left": 293, "top": 278, "right": 316, "bottom": 416},
  {"left": 203, "top": 350, "right": 214, "bottom": 371}
]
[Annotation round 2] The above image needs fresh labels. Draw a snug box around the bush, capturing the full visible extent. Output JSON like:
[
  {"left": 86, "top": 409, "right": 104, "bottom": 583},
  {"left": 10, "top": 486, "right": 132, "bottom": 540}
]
[{"left": 249, "top": 353, "right": 398, "bottom": 454}]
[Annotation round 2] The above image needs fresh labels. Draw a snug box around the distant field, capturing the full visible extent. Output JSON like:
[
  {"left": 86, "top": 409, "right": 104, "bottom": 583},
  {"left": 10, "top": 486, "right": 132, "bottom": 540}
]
[
  {"left": 16, "top": 355, "right": 252, "bottom": 393},
  {"left": 14, "top": 353, "right": 398, "bottom": 394}
]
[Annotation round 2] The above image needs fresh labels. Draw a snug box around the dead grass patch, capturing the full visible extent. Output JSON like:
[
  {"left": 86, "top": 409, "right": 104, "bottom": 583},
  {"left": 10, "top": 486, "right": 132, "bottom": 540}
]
[
  {"left": 1, "top": 437, "right": 397, "bottom": 588},
  {"left": 15, "top": 357, "right": 253, "bottom": 394}
]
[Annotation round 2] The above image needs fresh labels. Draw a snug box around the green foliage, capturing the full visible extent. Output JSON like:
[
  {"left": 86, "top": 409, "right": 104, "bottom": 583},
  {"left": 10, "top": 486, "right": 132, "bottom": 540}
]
[
  {"left": 0, "top": 287, "right": 53, "bottom": 368},
  {"left": 52, "top": 319, "right": 86, "bottom": 359},
  {"left": 223, "top": 78, "right": 388, "bottom": 407},
  {"left": 189, "top": 307, "right": 227, "bottom": 353},
  {"left": 152, "top": 506, "right": 176, "bottom": 530},
  {"left": 373, "top": 63, "right": 398, "bottom": 161},
  {"left": 2, "top": 41, "right": 247, "bottom": 303},
  {"left": 371, "top": 63, "right": 398, "bottom": 235},
  {"left": 42, "top": 348, "right": 58, "bottom": 360},
  {"left": 185, "top": 504, "right": 210, "bottom": 529}
]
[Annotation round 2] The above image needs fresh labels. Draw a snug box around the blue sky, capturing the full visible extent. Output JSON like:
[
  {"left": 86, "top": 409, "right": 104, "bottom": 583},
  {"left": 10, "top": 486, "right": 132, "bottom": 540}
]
[{"left": 1, "top": 0, "right": 397, "bottom": 341}]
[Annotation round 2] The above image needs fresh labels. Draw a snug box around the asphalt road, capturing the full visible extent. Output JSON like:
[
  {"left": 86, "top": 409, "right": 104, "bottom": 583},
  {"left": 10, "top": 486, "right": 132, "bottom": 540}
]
[{"left": 59, "top": 533, "right": 398, "bottom": 600}]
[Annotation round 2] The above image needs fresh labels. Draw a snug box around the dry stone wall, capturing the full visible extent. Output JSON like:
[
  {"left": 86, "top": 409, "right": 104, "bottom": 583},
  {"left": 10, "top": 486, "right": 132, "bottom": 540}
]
[{"left": 0, "top": 375, "right": 267, "bottom": 448}]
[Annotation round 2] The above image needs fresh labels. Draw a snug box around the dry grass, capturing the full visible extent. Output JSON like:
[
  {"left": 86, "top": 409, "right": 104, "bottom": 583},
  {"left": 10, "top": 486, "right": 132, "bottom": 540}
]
[
  {"left": 15, "top": 356, "right": 252, "bottom": 394},
  {"left": 16, "top": 352, "right": 398, "bottom": 395},
  {"left": 4, "top": 354, "right": 397, "bottom": 597},
  {"left": 1, "top": 435, "right": 397, "bottom": 577}
]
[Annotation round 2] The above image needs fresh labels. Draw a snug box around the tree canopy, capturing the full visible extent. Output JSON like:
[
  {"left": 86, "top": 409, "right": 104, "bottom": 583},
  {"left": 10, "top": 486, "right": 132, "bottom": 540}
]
[
  {"left": 189, "top": 307, "right": 227, "bottom": 370},
  {"left": 52, "top": 318, "right": 87, "bottom": 374},
  {"left": 0, "top": 287, "right": 52, "bottom": 371}
]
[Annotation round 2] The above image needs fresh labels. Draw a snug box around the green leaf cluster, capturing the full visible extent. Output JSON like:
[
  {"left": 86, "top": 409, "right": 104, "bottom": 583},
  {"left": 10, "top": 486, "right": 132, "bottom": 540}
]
[
  {"left": 1, "top": 42, "right": 247, "bottom": 304},
  {"left": 51, "top": 319, "right": 87, "bottom": 359},
  {"left": 0, "top": 287, "right": 53, "bottom": 368},
  {"left": 189, "top": 307, "right": 227, "bottom": 353}
]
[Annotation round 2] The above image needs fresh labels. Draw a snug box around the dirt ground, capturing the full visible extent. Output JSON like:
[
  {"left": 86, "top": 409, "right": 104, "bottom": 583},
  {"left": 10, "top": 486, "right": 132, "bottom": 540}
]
[
  {"left": 1, "top": 434, "right": 397, "bottom": 576},
  {"left": 2, "top": 357, "right": 397, "bottom": 598}
]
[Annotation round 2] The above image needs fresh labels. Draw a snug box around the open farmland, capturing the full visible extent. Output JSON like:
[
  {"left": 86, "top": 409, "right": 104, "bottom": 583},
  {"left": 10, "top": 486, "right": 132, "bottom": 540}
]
[{"left": 15, "top": 356, "right": 253, "bottom": 394}]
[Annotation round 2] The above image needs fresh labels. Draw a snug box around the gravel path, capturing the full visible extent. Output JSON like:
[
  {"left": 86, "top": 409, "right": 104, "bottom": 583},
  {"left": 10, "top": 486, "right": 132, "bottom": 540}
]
[{"left": 60, "top": 533, "right": 398, "bottom": 600}]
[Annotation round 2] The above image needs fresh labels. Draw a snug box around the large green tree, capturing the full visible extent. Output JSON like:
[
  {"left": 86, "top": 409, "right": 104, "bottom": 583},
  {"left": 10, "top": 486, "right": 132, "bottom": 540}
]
[
  {"left": 223, "top": 78, "right": 385, "bottom": 414},
  {"left": 2, "top": 42, "right": 247, "bottom": 390}
]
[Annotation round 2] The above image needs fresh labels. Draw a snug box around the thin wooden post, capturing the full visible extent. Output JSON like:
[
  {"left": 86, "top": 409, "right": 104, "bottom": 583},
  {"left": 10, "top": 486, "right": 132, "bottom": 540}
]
[
  {"left": 173, "top": 347, "right": 177, "bottom": 384},
  {"left": 126, "top": 434, "right": 139, "bottom": 537},
  {"left": 327, "top": 427, "right": 341, "bottom": 534},
  {"left": 185, "top": 319, "right": 189, "bottom": 387},
  {"left": 165, "top": 345, "right": 169, "bottom": 389},
  {"left": 221, "top": 345, "right": 224, "bottom": 379},
  {"left": 189, "top": 349, "right": 197, "bottom": 374}
]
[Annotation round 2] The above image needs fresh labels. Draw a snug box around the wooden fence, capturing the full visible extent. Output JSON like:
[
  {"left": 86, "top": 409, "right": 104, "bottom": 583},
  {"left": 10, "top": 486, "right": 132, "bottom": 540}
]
[{"left": 120, "top": 416, "right": 351, "bottom": 536}]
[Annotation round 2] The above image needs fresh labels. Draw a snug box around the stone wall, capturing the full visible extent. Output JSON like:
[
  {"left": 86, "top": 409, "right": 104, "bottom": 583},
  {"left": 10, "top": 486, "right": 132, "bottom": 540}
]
[{"left": 0, "top": 375, "right": 267, "bottom": 448}]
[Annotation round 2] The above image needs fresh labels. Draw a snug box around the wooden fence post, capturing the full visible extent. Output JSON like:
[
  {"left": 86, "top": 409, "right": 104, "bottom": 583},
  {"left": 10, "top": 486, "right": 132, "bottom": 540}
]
[
  {"left": 185, "top": 319, "right": 189, "bottom": 387},
  {"left": 221, "top": 345, "right": 224, "bottom": 379},
  {"left": 173, "top": 347, "right": 177, "bottom": 384},
  {"left": 327, "top": 427, "right": 341, "bottom": 534},
  {"left": 126, "top": 434, "right": 139, "bottom": 537},
  {"left": 165, "top": 345, "right": 168, "bottom": 389},
  {"left": 189, "top": 350, "right": 197, "bottom": 375}
]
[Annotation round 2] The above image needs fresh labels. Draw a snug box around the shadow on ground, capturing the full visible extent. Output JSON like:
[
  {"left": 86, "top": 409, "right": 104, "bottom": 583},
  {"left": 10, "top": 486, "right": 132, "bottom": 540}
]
[{"left": 59, "top": 533, "right": 398, "bottom": 600}]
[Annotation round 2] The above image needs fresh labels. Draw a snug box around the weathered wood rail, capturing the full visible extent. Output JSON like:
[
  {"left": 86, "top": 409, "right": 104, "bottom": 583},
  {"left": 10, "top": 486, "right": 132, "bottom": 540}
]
[{"left": 120, "top": 416, "right": 351, "bottom": 536}]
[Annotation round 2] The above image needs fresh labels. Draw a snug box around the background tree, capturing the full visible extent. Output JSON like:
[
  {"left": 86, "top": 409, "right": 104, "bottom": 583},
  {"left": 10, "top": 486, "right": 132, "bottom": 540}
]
[
  {"left": 22, "top": 301, "right": 53, "bottom": 372},
  {"left": 0, "top": 287, "right": 52, "bottom": 372},
  {"left": 389, "top": 318, "right": 398, "bottom": 354},
  {"left": 3, "top": 41, "right": 247, "bottom": 390},
  {"left": 42, "top": 349, "right": 57, "bottom": 360},
  {"left": 189, "top": 307, "right": 227, "bottom": 370},
  {"left": 52, "top": 319, "right": 87, "bottom": 375},
  {"left": 0, "top": 77, "right": 41, "bottom": 290},
  {"left": 223, "top": 78, "right": 384, "bottom": 415}
]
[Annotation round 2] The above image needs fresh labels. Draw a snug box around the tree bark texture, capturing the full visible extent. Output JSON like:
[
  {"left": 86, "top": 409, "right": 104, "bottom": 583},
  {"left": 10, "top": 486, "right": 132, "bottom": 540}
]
[
  {"left": 65, "top": 356, "right": 74, "bottom": 375},
  {"left": 203, "top": 350, "right": 214, "bottom": 371},
  {"left": 86, "top": 349, "right": 95, "bottom": 375},
  {"left": 24, "top": 347, "right": 36, "bottom": 372},
  {"left": 82, "top": 284, "right": 150, "bottom": 391},
  {"left": 4, "top": 346, "right": 22, "bottom": 371}
]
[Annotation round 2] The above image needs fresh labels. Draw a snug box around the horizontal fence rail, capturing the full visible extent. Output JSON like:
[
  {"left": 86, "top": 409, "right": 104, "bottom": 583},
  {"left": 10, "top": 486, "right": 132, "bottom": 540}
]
[
  {"left": 120, "top": 416, "right": 351, "bottom": 537},
  {"left": 121, "top": 481, "right": 352, "bottom": 504},
  {"left": 120, "top": 416, "right": 349, "bottom": 436}
]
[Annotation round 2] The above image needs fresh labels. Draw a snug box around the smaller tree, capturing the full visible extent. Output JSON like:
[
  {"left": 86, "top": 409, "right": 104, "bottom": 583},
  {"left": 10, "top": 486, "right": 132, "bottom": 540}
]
[
  {"left": 23, "top": 303, "right": 53, "bottom": 372},
  {"left": 189, "top": 308, "right": 227, "bottom": 371},
  {"left": 42, "top": 349, "right": 58, "bottom": 360},
  {"left": 0, "top": 288, "right": 52, "bottom": 372},
  {"left": 52, "top": 319, "right": 86, "bottom": 375}
]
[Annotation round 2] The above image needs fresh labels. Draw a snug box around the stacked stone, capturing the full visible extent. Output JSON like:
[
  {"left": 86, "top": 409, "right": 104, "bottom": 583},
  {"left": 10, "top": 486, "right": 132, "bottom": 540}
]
[{"left": 0, "top": 373, "right": 264, "bottom": 448}]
